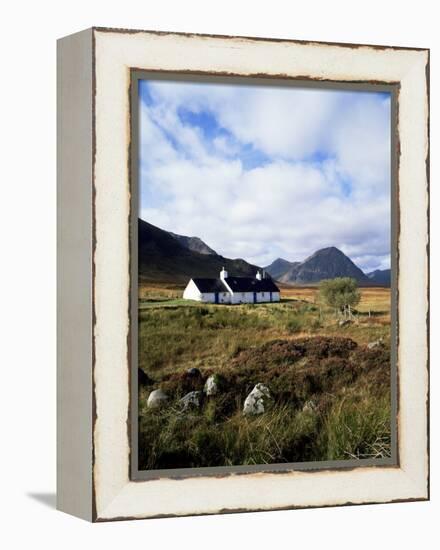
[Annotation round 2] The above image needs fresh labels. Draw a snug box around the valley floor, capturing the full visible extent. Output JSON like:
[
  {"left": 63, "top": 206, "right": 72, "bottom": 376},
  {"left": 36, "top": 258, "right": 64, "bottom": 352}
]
[{"left": 138, "top": 285, "right": 392, "bottom": 470}]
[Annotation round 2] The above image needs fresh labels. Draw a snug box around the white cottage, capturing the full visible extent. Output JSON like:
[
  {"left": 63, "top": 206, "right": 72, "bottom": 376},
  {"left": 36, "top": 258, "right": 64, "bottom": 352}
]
[{"left": 183, "top": 268, "right": 280, "bottom": 304}]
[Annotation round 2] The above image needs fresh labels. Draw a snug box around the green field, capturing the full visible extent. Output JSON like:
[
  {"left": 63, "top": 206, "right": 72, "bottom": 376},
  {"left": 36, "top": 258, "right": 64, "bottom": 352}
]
[{"left": 138, "top": 285, "right": 392, "bottom": 470}]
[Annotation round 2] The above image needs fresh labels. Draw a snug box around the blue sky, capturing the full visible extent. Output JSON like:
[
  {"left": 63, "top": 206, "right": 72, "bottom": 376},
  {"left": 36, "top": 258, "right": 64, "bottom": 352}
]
[{"left": 138, "top": 79, "right": 391, "bottom": 272}]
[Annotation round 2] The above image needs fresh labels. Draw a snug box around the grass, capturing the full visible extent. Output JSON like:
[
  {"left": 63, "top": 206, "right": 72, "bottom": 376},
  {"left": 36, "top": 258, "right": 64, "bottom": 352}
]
[
  {"left": 318, "top": 393, "right": 391, "bottom": 460},
  {"left": 138, "top": 284, "right": 392, "bottom": 470},
  {"left": 139, "top": 404, "right": 320, "bottom": 468}
]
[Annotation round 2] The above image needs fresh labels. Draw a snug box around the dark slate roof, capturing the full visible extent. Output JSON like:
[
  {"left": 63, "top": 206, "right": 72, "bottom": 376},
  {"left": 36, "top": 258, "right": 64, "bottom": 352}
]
[
  {"left": 224, "top": 277, "right": 280, "bottom": 293},
  {"left": 191, "top": 278, "right": 228, "bottom": 293}
]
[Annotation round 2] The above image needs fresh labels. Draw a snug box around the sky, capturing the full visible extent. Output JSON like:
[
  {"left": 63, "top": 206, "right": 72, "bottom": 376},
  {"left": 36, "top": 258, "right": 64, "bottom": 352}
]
[{"left": 138, "top": 79, "right": 391, "bottom": 273}]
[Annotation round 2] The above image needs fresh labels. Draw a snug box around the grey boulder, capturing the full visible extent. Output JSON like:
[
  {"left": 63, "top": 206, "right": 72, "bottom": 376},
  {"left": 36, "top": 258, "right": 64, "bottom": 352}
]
[
  {"left": 204, "top": 375, "right": 219, "bottom": 396},
  {"left": 186, "top": 367, "right": 202, "bottom": 379},
  {"left": 147, "top": 388, "right": 168, "bottom": 409},
  {"left": 302, "top": 400, "right": 317, "bottom": 413},
  {"left": 180, "top": 390, "right": 203, "bottom": 410},
  {"left": 243, "top": 383, "right": 271, "bottom": 416},
  {"left": 367, "top": 338, "right": 384, "bottom": 350}
]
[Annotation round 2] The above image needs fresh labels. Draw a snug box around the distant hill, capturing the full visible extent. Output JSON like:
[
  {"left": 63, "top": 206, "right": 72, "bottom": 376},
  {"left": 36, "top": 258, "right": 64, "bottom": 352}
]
[
  {"left": 280, "top": 247, "right": 369, "bottom": 284},
  {"left": 264, "top": 258, "right": 300, "bottom": 280},
  {"left": 168, "top": 231, "right": 217, "bottom": 255},
  {"left": 138, "top": 219, "right": 259, "bottom": 284},
  {"left": 139, "top": 219, "right": 389, "bottom": 287},
  {"left": 266, "top": 247, "right": 370, "bottom": 285},
  {"left": 367, "top": 269, "right": 391, "bottom": 286}
]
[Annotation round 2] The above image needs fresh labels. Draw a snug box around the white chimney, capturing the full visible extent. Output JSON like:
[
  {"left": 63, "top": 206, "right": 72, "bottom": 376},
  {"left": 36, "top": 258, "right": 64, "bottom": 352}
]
[
  {"left": 220, "top": 267, "right": 228, "bottom": 280},
  {"left": 256, "top": 270, "right": 262, "bottom": 280}
]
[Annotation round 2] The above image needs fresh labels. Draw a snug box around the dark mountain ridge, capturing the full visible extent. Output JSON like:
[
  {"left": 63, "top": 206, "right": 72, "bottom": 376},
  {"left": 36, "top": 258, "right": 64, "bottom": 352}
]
[
  {"left": 265, "top": 247, "right": 389, "bottom": 286},
  {"left": 139, "top": 219, "right": 389, "bottom": 287},
  {"left": 264, "top": 258, "right": 300, "bottom": 280},
  {"left": 367, "top": 269, "right": 391, "bottom": 286},
  {"left": 279, "top": 247, "right": 369, "bottom": 284},
  {"left": 138, "top": 219, "right": 259, "bottom": 284},
  {"left": 168, "top": 231, "right": 217, "bottom": 255}
]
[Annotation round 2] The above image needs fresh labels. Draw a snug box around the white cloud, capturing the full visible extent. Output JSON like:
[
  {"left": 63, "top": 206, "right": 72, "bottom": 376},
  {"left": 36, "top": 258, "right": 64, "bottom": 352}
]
[
  {"left": 139, "top": 81, "right": 391, "bottom": 273},
  {"left": 215, "top": 87, "right": 338, "bottom": 159}
]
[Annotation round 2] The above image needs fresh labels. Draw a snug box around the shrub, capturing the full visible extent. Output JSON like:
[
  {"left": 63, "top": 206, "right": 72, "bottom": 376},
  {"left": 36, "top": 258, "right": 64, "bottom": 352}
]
[
  {"left": 286, "top": 318, "right": 302, "bottom": 333},
  {"left": 309, "top": 318, "right": 322, "bottom": 332},
  {"left": 319, "top": 277, "right": 361, "bottom": 318}
]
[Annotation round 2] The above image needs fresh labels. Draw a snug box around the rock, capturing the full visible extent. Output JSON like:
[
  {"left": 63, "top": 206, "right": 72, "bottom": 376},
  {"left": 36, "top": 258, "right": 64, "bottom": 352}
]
[
  {"left": 180, "top": 391, "right": 203, "bottom": 410},
  {"left": 204, "top": 374, "right": 219, "bottom": 396},
  {"left": 181, "top": 368, "right": 204, "bottom": 392},
  {"left": 367, "top": 338, "right": 384, "bottom": 350},
  {"left": 147, "top": 388, "right": 168, "bottom": 409},
  {"left": 243, "top": 383, "right": 271, "bottom": 416},
  {"left": 186, "top": 367, "right": 202, "bottom": 378},
  {"left": 138, "top": 368, "right": 154, "bottom": 387},
  {"left": 302, "top": 400, "right": 317, "bottom": 413}
]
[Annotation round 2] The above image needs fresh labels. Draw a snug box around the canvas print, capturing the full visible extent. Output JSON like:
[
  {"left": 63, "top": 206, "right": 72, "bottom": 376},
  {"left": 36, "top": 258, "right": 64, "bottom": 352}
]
[{"left": 136, "top": 78, "right": 394, "bottom": 471}]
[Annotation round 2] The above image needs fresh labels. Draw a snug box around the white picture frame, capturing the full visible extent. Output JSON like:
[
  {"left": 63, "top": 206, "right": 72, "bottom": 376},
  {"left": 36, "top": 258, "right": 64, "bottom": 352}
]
[{"left": 57, "top": 27, "right": 429, "bottom": 522}]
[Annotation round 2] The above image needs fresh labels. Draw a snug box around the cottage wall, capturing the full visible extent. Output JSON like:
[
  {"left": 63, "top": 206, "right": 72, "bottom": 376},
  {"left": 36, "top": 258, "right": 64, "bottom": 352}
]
[
  {"left": 256, "top": 291, "right": 269, "bottom": 303},
  {"left": 183, "top": 280, "right": 202, "bottom": 301},
  {"left": 218, "top": 291, "right": 231, "bottom": 304},
  {"left": 231, "top": 292, "right": 255, "bottom": 304}
]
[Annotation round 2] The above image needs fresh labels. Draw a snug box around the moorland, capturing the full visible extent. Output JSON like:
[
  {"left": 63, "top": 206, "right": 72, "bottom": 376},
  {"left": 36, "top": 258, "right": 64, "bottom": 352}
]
[{"left": 138, "top": 283, "right": 392, "bottom": 470}]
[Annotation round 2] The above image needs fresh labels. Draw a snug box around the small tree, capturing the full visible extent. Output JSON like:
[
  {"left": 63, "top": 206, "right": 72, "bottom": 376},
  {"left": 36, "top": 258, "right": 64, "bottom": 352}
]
[{"left": 319, "top": 277, "right": 361, "bottom": 320}]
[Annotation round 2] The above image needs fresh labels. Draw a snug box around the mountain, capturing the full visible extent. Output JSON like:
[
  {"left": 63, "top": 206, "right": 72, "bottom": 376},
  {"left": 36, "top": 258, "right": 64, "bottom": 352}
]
[
  {"left": 367, "top": 269, "right": 391, "bottom": 286},
  {"left": 138, "top": 220, "right": 387, "bottom": 287},
  {"left": 276, "top": 247, "right": 369, "bottom": 284},
  {"left": 264, "top": 258, "right": 300, "bottom": 280},
  {"left": 168, "top": 231, "right": 217, "bottom": 255},
  {"left": 138, "top": 219, "right": 259, "bottom": 284}
]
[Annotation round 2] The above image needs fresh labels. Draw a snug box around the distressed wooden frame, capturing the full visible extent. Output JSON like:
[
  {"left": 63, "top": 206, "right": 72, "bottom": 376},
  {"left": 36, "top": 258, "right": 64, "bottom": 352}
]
[{"left": 57, "top": 27, "right": 429, "bottom": 522}]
